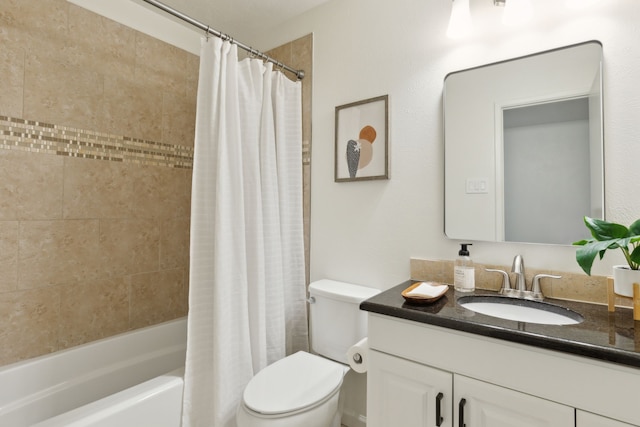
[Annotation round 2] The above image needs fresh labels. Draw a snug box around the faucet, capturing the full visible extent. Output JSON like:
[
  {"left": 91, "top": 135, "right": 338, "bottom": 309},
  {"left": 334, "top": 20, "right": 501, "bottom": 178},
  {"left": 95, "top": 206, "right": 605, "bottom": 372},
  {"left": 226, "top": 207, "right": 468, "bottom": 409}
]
[
  {"left": 511, "top": 254, "right": 526, "bottom": 292},
  {"left": 485, "top": 254, "right": 561, "bottom": 301}
]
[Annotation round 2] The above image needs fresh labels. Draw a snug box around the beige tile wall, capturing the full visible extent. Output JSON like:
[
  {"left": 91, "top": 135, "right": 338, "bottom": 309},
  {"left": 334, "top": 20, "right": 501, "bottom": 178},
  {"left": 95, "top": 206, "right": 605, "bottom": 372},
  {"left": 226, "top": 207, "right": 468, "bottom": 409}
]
[{"left": 0, "top": 0, "right": 196, "bottom": 366}]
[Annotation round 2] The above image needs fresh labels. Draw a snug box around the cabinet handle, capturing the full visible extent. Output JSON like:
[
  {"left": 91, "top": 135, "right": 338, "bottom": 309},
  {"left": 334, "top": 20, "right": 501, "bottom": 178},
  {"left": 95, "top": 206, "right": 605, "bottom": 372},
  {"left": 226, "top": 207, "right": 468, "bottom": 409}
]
[
  {"left": 435, "top": 392, "right": 444, "bottom": 426},
  {"left": 458, "top": 398, "right": 467, "bottom": 427}
]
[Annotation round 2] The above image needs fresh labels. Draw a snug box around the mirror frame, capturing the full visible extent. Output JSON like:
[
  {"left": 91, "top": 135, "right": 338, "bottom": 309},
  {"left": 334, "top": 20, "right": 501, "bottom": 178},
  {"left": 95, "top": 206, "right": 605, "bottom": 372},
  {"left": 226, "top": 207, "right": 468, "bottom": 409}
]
[{"left": 443, "top": 41, "right": 604, "bottom": 245}]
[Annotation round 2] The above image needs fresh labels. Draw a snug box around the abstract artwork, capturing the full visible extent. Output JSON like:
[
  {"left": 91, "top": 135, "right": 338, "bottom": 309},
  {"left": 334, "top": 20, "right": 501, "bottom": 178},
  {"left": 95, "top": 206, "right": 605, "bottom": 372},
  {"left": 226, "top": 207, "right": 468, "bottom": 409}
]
[{"left": 335, "top": 95, "right": 388, "bottom": 182}]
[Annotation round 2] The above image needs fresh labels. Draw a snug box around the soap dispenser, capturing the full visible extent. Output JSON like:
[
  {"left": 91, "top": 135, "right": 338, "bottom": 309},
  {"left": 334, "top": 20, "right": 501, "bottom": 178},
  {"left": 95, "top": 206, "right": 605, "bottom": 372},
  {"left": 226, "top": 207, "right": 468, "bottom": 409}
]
[{"left": 454, "top": 243, "right": 475, "bottom": 292}]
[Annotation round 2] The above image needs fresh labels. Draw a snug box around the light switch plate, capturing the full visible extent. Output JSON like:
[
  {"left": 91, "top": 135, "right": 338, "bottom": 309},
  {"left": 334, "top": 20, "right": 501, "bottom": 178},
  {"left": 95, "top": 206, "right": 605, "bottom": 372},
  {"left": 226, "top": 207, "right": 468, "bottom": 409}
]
[{"left": 466, "top": 178, "right": 488, "bottom": 194}]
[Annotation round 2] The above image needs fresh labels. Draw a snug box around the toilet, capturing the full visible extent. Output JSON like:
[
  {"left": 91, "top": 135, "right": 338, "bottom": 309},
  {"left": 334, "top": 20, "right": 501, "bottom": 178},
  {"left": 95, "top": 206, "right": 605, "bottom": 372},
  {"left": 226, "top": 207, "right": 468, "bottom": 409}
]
[{"left": 236, "top": 279, "right": 380, "bottom": 427}]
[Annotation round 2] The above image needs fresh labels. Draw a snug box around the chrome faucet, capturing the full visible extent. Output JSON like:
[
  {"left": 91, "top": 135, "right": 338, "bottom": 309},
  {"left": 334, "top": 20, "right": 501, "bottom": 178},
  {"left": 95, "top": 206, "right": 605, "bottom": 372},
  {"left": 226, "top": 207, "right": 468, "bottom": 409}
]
[{"left": 511, "top": 254, "right": 526, "bottom": 292}]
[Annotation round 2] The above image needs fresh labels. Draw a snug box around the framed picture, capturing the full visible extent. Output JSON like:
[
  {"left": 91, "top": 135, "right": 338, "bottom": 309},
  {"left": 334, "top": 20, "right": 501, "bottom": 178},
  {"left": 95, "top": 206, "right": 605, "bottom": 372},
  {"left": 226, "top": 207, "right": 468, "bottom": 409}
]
[{"left": 335, "top": 95, "right": 389, "bottom": 182}]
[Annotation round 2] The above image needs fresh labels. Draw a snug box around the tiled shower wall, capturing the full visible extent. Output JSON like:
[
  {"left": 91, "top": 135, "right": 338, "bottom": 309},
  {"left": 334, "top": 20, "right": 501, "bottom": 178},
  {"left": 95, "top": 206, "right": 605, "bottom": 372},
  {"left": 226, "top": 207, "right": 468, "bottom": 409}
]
[
  {"left": 0, "top": 1, "right": 313, "bottom": 367},
  {"left": 0, "top": 0, "right": 196, "bottom": 366}
]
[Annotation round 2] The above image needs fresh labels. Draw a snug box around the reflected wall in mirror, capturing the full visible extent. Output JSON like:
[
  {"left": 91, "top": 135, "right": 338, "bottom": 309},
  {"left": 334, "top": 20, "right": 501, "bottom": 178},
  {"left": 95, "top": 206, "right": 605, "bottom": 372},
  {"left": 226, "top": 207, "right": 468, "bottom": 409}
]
[{"left": 444, "top": 41, "right": 603, "bottom": 245}]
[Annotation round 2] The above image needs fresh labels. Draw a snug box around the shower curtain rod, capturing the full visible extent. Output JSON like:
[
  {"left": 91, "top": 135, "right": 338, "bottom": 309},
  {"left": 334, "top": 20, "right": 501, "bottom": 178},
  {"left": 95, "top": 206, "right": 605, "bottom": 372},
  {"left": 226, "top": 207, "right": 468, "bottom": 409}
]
[{"left": 141, "top": 0, "right": 305, "bottom": 80}]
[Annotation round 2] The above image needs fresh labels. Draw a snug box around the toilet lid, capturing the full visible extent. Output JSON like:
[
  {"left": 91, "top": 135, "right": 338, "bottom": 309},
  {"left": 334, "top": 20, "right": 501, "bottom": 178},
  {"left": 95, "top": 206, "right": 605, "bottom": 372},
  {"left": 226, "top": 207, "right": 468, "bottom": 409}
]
[{"left": 243, "top": 351, "right": 345, "bottom": 415}]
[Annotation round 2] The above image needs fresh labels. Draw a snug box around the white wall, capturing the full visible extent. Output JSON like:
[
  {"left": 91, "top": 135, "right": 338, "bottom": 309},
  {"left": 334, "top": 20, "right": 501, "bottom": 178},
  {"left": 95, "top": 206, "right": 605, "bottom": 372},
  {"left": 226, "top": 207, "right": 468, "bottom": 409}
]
[{"left": 251, "top": 0, "right": 640, "bottom": 290}]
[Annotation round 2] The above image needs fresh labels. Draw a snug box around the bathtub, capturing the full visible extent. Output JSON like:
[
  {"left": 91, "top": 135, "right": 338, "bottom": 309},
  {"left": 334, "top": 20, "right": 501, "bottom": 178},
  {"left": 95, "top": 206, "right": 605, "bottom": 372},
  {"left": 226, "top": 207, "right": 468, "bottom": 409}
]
[
  {"left": 0, "top": 318, "right": 186, "bottom": 427},
  {"left": 32, "top": 368, "right": 184, "bottom": 427}
]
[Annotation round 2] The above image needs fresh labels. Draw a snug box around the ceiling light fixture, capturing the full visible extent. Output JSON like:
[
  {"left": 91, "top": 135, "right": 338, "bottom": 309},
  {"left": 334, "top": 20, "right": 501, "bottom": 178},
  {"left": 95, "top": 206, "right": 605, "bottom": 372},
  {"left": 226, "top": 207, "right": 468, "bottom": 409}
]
[
  {"left": 446, "top": 0, "right": 473, "bottom": 39},
  {"left": 447, "top": 0, "right": 535, "bottom": 39}
]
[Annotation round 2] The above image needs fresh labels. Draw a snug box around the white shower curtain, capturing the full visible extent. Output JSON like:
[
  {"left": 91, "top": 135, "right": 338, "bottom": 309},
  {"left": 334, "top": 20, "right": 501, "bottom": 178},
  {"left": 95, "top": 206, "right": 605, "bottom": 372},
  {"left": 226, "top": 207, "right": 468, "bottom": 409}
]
[{"left": 182, "top": 37, "right": 309, "bottom": 427}]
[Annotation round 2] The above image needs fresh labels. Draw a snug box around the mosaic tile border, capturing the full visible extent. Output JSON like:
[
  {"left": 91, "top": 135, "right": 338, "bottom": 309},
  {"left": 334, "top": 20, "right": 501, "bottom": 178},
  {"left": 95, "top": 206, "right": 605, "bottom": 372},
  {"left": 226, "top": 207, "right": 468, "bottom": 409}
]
[{"left": 0, "top": 116, "right": 194, "bottom": 169}]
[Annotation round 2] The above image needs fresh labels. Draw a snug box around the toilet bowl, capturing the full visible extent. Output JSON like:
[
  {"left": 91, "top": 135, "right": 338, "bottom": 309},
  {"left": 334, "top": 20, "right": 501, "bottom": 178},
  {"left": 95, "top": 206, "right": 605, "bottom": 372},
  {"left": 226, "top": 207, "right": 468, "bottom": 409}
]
[
  {"left": 236, "top": 280, "right": 379, "bottom": 427},
  {"left": 236, "top": 351, "right": 348, "bottom": 427}
]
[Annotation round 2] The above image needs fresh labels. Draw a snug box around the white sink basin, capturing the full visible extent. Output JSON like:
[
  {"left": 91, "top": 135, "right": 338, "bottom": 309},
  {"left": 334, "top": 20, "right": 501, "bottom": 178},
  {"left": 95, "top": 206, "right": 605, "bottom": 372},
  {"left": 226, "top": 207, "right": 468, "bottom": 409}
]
[{"left": 458, "top": 295, "right": 584, "bottom": 325}]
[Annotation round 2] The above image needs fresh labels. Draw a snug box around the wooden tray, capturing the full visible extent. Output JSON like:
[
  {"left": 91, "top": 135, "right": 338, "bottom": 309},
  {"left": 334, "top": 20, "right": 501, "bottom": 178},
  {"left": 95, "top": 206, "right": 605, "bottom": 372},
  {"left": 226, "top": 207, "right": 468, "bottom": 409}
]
[{"left": 401, "top": 281, "right": 449, "bottom": 305}]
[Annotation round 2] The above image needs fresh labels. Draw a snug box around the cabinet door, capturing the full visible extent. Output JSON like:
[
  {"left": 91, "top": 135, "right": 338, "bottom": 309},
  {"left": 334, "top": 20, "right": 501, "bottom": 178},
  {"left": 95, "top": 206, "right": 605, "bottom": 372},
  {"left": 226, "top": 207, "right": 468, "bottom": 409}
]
[
  {"left": 577, "top": 410, "right": 638, "bottom": 427},
  {"left": 454, "top": 374, "right": 574, "bottom": 427},
  {"left": 367, "top": 350, "right": 453, "bottom": 427}
]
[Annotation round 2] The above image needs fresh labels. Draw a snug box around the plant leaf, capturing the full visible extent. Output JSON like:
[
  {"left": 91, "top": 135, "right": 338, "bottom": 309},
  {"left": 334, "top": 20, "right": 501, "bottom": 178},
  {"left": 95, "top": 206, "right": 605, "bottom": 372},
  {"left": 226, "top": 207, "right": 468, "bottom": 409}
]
[
  {"left": 584, "top": 217, "right": 629, "bottom": 240},
  {"left": 631, "top": 245, "right": 640, "bottom": 269},
  {"left": 572, "top": 238, "right": 592, "bottom": 246},
  {"left": 629, "top": 219, "right": 640, "bottom": 237},
  {"left": 614, "top": 237, "right": 630, "bottom": 249},
  {"left": 575, "top": 238, "right": 621, "bottom": 275}
]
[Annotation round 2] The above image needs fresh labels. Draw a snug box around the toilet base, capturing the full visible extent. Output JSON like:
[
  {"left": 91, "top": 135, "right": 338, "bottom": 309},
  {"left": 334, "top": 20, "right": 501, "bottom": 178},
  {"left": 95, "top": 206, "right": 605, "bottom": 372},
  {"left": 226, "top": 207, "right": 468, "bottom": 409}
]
[{"left": 236, "top": 389, "right": 341, "bottom": 427}]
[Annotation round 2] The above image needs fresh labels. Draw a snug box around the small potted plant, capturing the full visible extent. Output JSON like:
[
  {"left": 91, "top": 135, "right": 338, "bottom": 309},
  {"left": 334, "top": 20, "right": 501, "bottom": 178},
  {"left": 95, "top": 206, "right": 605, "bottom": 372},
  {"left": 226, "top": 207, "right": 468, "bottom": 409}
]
[{"left": 573, "top": 216, "right": 640, "bottom": 297}]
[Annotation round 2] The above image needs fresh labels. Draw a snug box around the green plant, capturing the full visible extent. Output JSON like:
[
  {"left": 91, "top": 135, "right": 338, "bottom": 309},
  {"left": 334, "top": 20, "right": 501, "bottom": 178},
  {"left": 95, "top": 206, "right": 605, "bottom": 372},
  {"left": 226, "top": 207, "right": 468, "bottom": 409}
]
[{"left": 573, "top": 217, "right": 640, "bottom": 275}]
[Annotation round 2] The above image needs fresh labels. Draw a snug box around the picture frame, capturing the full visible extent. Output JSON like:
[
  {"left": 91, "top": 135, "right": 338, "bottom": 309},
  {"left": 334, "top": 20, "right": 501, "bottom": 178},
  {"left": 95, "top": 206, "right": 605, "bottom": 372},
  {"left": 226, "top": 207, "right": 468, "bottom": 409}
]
[{"left": 334, "top": 95, "right": 389, "bottom": 182}]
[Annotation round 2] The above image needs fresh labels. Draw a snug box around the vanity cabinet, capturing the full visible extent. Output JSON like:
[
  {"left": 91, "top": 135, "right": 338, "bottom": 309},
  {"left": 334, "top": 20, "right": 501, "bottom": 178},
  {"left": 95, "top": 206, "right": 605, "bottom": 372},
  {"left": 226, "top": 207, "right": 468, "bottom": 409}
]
[
  {"left": 368, "top": 349, "right": 573, "bottom": 427},
  {"left": 367, "top": 350, "right": 452, "bottom": 427},
  {"left": 454, "top": 374, "right": 573, "bottom": 426},
  {"left": 366, "top": 313, "right": 640, "bottom": 427}
]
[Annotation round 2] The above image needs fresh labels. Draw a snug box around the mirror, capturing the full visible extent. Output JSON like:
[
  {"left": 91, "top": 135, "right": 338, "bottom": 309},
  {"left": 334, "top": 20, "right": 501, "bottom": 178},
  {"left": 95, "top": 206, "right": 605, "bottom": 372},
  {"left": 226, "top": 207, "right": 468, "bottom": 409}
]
[{"left": 444, "top": 41, "right": 603, "bottom": 245}]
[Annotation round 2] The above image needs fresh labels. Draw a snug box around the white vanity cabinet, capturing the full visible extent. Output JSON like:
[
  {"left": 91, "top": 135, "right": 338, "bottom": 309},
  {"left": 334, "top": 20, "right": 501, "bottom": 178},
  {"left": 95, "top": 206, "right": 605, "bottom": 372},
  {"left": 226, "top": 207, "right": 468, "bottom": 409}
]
[
  {"left": 454, "top": 374, "right": 573, "bottom": 426},
  {"left": 366, "top": 313, "right": 640, "bottom": 427},
  {"left": 367, "top": 350, "right": 452, "bottom": 427},
  {"left": 577, "top": 411, "right": 637, "bottom": 427},
  {"left": 367, "top": 349, "right": 573, "bottom": 427}
]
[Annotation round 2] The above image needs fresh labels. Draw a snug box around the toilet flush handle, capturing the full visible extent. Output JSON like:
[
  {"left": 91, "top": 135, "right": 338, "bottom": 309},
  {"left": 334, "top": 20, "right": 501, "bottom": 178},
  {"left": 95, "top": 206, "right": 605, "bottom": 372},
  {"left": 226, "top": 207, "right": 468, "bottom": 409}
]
[{"left": 307, "top": 296, "right": 316, "bottom": 304}]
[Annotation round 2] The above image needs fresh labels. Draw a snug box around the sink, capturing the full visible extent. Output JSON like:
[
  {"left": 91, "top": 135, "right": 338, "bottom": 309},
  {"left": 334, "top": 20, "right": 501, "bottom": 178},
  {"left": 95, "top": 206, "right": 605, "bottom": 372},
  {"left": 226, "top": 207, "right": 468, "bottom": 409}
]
[{"left": 457, "top": 295, "right": 584, "bottom": 325}]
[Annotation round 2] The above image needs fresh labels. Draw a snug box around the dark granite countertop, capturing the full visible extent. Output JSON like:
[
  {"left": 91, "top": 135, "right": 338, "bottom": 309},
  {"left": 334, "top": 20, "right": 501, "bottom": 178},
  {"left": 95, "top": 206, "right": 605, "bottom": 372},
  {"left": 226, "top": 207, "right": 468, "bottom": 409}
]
[{"left": 361, "top": 280, "right": 640, "bottom": 369}]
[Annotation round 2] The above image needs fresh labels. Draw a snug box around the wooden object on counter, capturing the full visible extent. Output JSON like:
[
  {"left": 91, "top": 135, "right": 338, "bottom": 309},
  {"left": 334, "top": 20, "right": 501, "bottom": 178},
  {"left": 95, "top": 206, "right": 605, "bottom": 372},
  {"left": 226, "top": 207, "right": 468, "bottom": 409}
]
[
  {"left": 401, "top": 281, "right": 448, "bottom": 305},
  {"left": 607, "top": 277, "right": 640, "bottom": 321}
]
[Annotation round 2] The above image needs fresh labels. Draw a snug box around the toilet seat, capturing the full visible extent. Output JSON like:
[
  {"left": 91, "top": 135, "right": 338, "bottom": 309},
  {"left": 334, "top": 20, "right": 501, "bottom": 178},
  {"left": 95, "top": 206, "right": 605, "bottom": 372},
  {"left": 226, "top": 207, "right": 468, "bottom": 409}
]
[{"left": 242, "top": 351, "right": 346, "bottom": 416}]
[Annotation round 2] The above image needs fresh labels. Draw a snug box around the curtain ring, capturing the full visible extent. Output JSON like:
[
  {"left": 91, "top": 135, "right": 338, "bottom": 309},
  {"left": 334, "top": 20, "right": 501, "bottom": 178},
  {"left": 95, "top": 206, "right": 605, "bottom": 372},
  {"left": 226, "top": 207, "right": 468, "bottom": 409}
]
[{"left": 204, "top": 25, "right": 210, "bottom": 39}]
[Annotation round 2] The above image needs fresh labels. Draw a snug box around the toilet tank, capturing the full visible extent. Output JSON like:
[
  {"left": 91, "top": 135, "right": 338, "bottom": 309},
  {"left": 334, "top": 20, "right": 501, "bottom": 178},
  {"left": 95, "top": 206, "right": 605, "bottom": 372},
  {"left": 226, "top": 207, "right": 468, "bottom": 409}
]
[{"left": 308, "top": 279, "right": 380, "bottom": 364}]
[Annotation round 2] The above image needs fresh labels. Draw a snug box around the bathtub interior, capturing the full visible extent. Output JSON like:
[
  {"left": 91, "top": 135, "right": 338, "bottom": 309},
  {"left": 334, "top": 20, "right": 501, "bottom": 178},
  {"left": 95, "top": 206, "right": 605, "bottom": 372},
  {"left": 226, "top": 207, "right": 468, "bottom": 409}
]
[
  {"left": 32, "top": 368, "right": 185, "bottom": 427},
  {"left": 0, "top": 317, "right": 187, "bottom": 427}
]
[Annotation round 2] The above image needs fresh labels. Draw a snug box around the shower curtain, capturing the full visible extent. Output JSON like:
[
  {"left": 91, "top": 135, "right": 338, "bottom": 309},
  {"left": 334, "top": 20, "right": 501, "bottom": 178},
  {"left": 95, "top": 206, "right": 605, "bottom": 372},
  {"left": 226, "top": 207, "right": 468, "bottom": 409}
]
[{"left": 182, "top": 37, "right": 309, "bottom": 427}]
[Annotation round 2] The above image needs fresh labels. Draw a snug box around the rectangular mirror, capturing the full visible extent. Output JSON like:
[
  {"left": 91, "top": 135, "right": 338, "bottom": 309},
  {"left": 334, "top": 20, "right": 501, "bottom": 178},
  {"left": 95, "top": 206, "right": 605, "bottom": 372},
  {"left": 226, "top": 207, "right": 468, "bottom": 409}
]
[{"left": 444, "top": 41, "right": 604, "bottom": 245}]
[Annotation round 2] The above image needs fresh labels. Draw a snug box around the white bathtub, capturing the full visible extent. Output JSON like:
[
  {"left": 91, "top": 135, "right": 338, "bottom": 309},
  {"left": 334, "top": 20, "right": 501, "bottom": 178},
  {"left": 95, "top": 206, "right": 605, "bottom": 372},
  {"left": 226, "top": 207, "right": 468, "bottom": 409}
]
[
  {"left": 32, "top": 368, "right": 184, "bottom": 427},
  {"left": 0, "top": 318, "right": 186, "bottom": 427}
]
